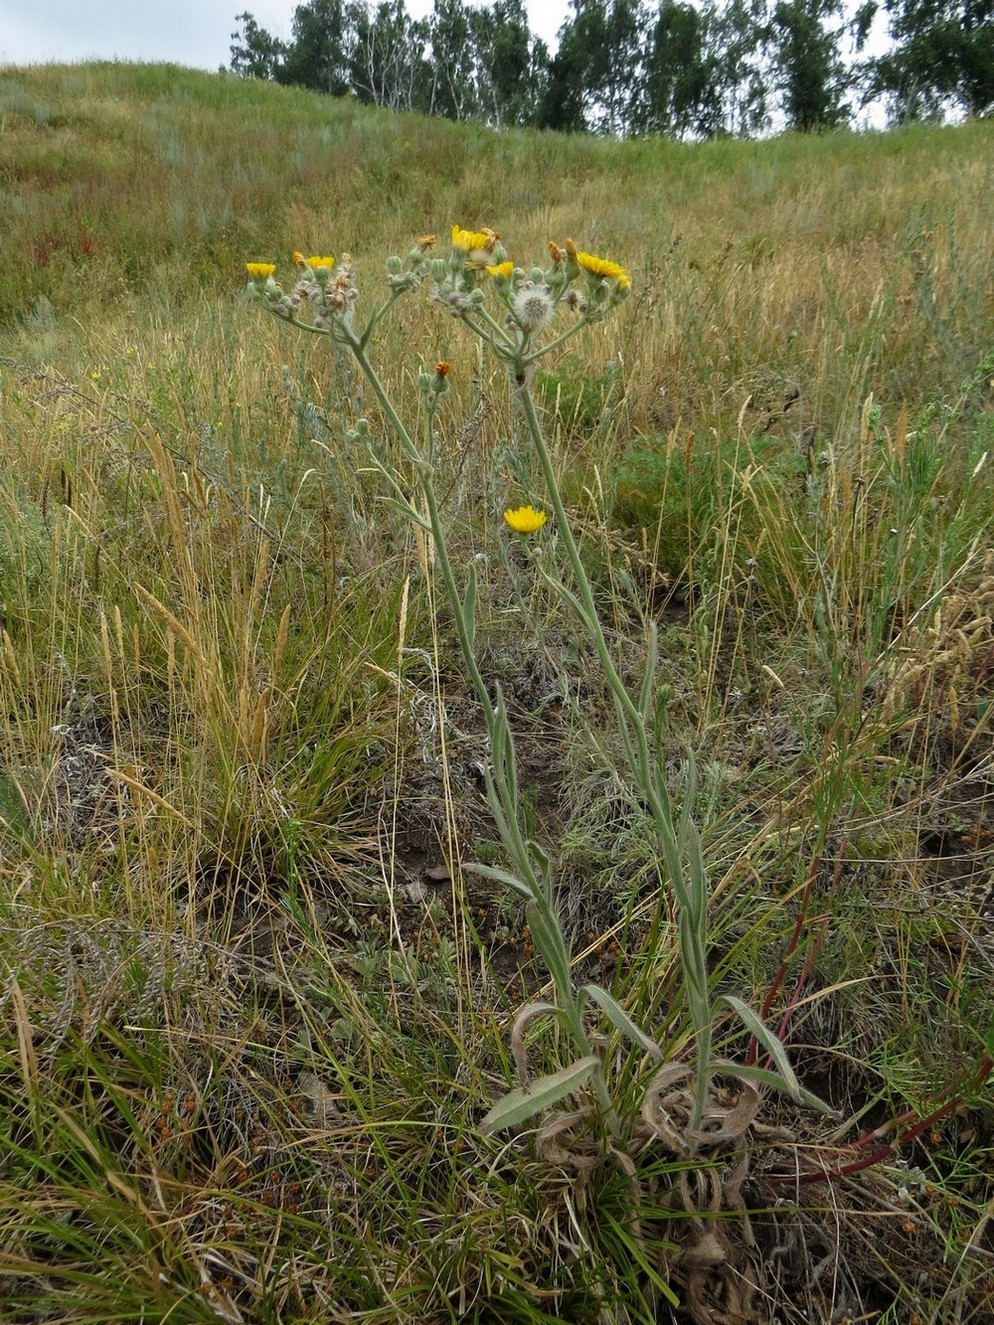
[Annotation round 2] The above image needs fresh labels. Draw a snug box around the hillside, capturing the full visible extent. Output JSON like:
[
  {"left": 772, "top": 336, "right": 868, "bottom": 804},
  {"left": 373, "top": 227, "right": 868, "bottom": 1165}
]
[{"left": 0, "top": 61, "right": 993, "bottom": 1324}]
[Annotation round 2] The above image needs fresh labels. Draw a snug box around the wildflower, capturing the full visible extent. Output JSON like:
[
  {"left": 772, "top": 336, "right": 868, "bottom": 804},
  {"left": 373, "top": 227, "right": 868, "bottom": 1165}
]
[
  {"left": 565, "top": 238, "right": 630, "bottom": 290},
  {"left": 548, "top": 241, "right": 563, "bottom": 264},
  {"left": 511, "top": 281, "right": 556, "bottom": 334},
  {"left": 245, "top": 262, "right": 276, "bottom": 280},
  {"left": 306, "top": 257, "right": 336, "bottom": 288},
  {"left": 485, "top": 260, "right": 515, "bottom": 280},
  {"left": 503, "top": 505, "right": 547, "bottom": 534},
  {"left": 451, "top": 225, "right": 491, "bottom": 252},
  {"left": 451, "top": 224, "right": 500, "bottom": 266},
  {"left": 416, "top": 234, "right": 436, "bottom": 250},
  {"left": 435, "top": 361, "right": 451, "bottom": 378},
  {"left": 292, "top": 251, "right": 305, "bottom": 265}
]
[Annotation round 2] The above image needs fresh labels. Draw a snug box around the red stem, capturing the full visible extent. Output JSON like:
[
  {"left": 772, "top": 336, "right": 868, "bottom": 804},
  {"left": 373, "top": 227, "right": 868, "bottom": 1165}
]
[{"left": 768, "top": 1052, "right": 994, "bottom": 1188}]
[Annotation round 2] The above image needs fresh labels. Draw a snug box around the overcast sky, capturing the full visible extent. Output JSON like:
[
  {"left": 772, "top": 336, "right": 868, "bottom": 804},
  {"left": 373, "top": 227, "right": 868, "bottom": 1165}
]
[{"left": 0, "top": 0, "right": 567, "bottom": 70}]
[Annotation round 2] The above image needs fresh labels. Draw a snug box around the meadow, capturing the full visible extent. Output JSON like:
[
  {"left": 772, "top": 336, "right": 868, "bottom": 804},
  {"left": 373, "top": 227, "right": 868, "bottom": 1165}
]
[{"left": 0, "top": 59, "right": 993, "bottom": 1323}]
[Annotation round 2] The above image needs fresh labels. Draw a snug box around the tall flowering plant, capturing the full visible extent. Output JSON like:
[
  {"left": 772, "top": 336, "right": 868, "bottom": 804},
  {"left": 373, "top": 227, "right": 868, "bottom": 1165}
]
[{"left": 244, "top": 231, "right": 823, "bottom": 1145}]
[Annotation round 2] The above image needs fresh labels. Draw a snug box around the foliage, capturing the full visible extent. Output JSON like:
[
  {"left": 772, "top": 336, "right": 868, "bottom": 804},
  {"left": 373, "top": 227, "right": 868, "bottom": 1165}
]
[
  {"left": 229, "top": 0, "right": 990, "bottom": 133},
  {"left": 768, "top": 0, "right": 851, "bottom": 130},
  {"left": 864, "top": 0, "right": 994, "bottom": 120}
]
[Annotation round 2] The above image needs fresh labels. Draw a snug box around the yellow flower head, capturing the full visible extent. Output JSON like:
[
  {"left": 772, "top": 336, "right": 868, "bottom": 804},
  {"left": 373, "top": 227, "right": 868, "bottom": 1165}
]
[
  {"left": 485, "top": 260, "right": 515, "bottom": 279},
  {"left": 306, "top": 255, "right": 335, "bottom": 270},
  {"left": 566, "top": 239, "right": 630, "bottom": 289},
  {"left": 548, "top": 241, "right": 564, "bottom": 264},
  {"left": 245, "top": 262, "right": 276, "bottom": 280},
  {"left": 451, "top": 224, "right": 499, "bottom": 257},
  {"left": 292, "top": 251, "right": 305, "bottom": 265},
  {"left": 503, "top": 505, "right": 547, "bottom": 534}
]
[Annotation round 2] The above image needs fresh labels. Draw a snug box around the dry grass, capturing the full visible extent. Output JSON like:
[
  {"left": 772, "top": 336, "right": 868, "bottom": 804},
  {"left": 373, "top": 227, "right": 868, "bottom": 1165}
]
[{"left": 0, "top": 61, "right": 992, "bottom": 1323}]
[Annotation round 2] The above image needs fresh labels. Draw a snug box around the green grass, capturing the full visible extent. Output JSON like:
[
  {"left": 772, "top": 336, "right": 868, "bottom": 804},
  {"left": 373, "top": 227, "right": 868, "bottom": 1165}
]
[{"left": 0, "top": 60, "right": 992, "bottom": 1323}]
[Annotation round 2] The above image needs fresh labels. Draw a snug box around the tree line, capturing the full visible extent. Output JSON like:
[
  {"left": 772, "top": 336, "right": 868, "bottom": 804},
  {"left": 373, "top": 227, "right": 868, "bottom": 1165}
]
[{"left": 229, "top": 0, "right": 993, "bottom": 136}]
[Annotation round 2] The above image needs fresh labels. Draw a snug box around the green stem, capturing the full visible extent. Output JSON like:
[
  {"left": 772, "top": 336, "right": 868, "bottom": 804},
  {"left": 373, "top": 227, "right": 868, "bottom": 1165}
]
[
  {"left": 466, "top": 303, "right": 517, "bottom": 349},
  {"left": 349, "top": 335, "right": 622, "bottom": 1137},
  {"left": 358, "top": 291, "right": 404, "bottom": 351},
  {"left": 518, "top": 386, "right": 713, "bottom": 1135},
  {"left": 522, "top": 317, "right": 590, "bottom": 365}
]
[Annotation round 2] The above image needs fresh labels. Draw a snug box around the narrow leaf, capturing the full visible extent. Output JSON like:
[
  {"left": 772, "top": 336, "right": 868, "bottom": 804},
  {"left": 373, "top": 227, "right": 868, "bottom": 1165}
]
[
  {"left": 677, "top": 751, "right": 699, "bottom": 854},
  {"left": 527, "top": 837, "right": 551, "bottom": 881},
  {"left": 462, "top": 564, "right": 477, "bottom": 649},
  {"left": 479, "top": 1056, "right": 599, "bottom": 1134},
  {"left": 463, "top": 861, "right": 535, "bottom": 900},
  {"left": 380, "top": 495, "right": 430, "bottom": 531},
  {"left": 717, "top": 1062, "right": 836, "bottom": 1117},
  {"left": 720, "top": 995, "right": 802, "bottom": 1098},
  {"left": 581, "top": 984, "right": 663, "bottom": 1060},
  {"left": 525, "top": 899, "right": 572, "bottom": 994},
  {"left": 639, "top": 623, "right": 659, "bottom": 723}
]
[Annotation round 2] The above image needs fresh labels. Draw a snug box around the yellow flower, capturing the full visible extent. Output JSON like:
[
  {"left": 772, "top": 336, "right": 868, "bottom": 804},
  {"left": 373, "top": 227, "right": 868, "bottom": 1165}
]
[
  {"left": 566, "top": 239, "right": 630, "bottom": 289},
  {"left": 306, "top": 255, "right": 335, "bottom": 270},
  {"left": 292, "top": 250, "right": 306, "bottom": 265},
  {"left": 451, "top": 224, "right": 499, "bottom": 257},
  {"left": 503, "top": 505, "right": 547, "bottom": 534},
  {"left": 245, "top": 262, "right": 276, "bottom": 280},
  {"left": 485, "top": 260, "right": 515, "bottom": 279}
]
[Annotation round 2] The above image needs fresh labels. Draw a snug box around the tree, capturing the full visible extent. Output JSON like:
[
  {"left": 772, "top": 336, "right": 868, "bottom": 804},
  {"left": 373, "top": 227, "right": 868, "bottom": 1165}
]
[
  {"left": 470, "top": 0, "right": 548, "bottom": 128},
  {"left": 230, "top": 12, "right": 287, "bottom": 80},
  {"left": 540, "top": 0, "right": 647, "bottom": 135},
  {"left": 870, "top": 0, "right": 994, "bottom": 120},
  {"left": 768, "top": 0, "right": 850, "bottom": 129},
  {"left": 709, "top": 0, "right": 771, "bottom": 136},
  {"left": 642, "top": 0, "right": 718, "bottom": 137},
  {"left": 425, "top": 0, "right": 479, "bottom": 120},
  {"left": 278, "top": 0, "right": 356, "bottom": 96},
  {"left": 649, "top": 0, "right": 769, "bottom": 138},
  {"left": 349, "top": 0, "right": 430, "bottom": 111}
]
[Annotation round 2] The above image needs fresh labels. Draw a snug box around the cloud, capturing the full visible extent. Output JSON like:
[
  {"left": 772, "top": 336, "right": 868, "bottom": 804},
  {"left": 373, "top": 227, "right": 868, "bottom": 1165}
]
[
  {"left": 0, "top": 0, "right": 563, "bottom": 73},
  {"left": 0, "top": 0, "right": 291, "bottom": 70}
]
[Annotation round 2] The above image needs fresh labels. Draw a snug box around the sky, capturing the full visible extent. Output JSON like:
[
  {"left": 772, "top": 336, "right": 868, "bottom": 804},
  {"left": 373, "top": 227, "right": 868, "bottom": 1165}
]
[{"left": 0, "top": 0, "right": 568, "bottom": 70}]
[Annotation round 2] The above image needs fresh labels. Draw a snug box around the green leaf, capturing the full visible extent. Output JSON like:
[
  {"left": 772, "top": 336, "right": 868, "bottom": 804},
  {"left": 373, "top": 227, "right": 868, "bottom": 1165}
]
[
  {"left": 534, "top": 562, "right": 588, "bottom": 626},
  {"left": 491, "top": 688, "right": 519, "bottom": 810},
  {"left": 479, "top": 1056, "right": 600, "bottom": 1134},
  {"left": 721, "top": 995, "right": 799, "bottom": 1091},
  {"left": 527, "top": 837, "right": 551, "bottom": 882},
  {"left": 715, "top": 1062, "right": 836, "bottom": 1117},
  {"left": 581, "top": 984, "right": 663, "bottom": 1060},
  {"left": 599, "top": 1209, "right": 680, "bottom": 1307},
  {"left": 380, "top": 495, "right": 431, "bottom": 531},
  {"left": 678, "top": 751, "right": 699, "bottom": 854},
  {"left": 717, "top": 994, "right": 836, "bottom": 1113},
  {"left": 682, "top": 815, "right": 708, "bottom": 933},
  {"left": 638, "top": 622, "right": 659, "bottom": 724},
  {"left": 462, "top": 564, "right": 477, "bottom": 650},
  {"left": 463, "top": 861, "right": 536, "bottom": 900},
  {"left": 525, "top": 899, "right": 572, "bottom": 994}
]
